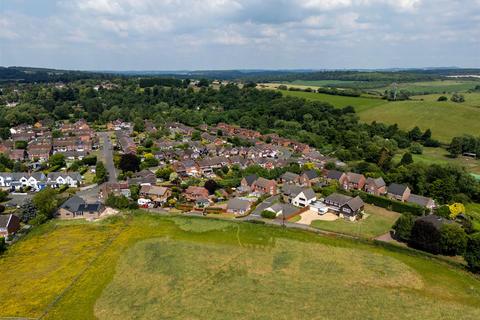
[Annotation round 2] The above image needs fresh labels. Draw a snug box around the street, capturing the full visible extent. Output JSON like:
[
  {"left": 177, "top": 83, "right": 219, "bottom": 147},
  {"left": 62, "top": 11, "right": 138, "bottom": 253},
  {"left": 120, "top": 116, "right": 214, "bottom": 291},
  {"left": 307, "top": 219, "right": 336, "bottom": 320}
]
[{"left": 99, "top": 131, "right": 117, "bottom": 183}]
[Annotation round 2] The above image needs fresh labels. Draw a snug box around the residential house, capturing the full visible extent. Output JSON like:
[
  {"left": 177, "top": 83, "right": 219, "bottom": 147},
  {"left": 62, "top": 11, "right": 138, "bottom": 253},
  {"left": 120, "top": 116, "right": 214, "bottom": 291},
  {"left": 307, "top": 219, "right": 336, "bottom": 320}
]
[
  {"left": 0, "top": 214, "right": 21, "bottom": 237},
  {"left": 226, "top": 198, "right": 252, "bottom": 215},
  {"left": 263, "top": 203, "right": 301, "bottom": 220},
  {"left": 184, "top": 186, "right": 210, "bottom": 201},
  {"left": 282, "top": 185, "right": 317, "bottom": 207},
  {"left": 47, "top": 172, "right": 82, "bottom": 188},
  {"left": 324, "top": 193, "right": 365, "bottom": 220},
  {"left": 240, "top": 174, "right": 258, "bottom": 192},
  {"left": 9, "top": 149, "right": 26, "bottom": 162},
  {"left": 280, "top": 172, "right": 300, "bottom": 185},
  {"left": 364, "top": 177, "right": 387, "bottom": 196},
  {"left": 299, "top": 170, "right": 320, "bottom": 186},
  {"left": 139, "top": 185, "right": 171, "bottom": 205},
  {"left": 407, "top": 194, "right": 435, "bottom": 210},
  {"left": 0, "top": 172, "right": 47, "bottom": 191},
  {"left": 387, "top": 183, "right": 411, "bottom": 202},
  {"left": 57, "top": 196, "right": 104, "bottom": 220},
  {"left": 325, "top": 170, "right": 347, "bottom": 185},
  {"left": 128, "top": 170, "right": 157, "bottom": 185},
  {"left": 252, "top": 177, "right": 277, "bottom": 195},
  {"left": 343, "top": 172, "right": 366, "bottom": 191},
  {"left": 100, "top": 182, "right": 131, "bottom": 199}
]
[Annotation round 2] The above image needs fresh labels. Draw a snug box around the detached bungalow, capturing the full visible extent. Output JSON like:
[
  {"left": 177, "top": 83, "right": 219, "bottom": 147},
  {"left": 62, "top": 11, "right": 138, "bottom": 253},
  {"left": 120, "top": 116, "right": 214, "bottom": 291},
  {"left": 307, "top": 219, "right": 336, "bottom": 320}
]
[
  {"left": 226, "top": 198, "right": 252, "bottom": 215},
  {"left": 407, "top": 194, "right": 435, "bottom": 210},
  {"left": 139, "top": 185, "right": 171, "bottom": 205},
  {"left": 57, "top": 196, "right": 104, "bottom": 220},
  {"left": 184, "top": 186, "right": 209, "bottom": 201}
]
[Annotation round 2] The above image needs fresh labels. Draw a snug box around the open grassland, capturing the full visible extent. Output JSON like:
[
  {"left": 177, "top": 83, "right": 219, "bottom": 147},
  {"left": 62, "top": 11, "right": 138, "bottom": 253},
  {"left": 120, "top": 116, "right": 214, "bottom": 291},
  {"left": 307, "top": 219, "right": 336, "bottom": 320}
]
[
  {"left": 279, "top": 89, "right": 385, "bottom": 112},
  {"left": 359, "top": 96, "right": 480, "bottom": 143},
  {"left": 393, "top": 147, "right": 480, "bottom": 174},
  {"left": 1, "top": 213, "right": 480, "bottom": 319},
  {"left": 310, "top": 204, "right": 400, "bottom": 239},
  {"left": 377, "top": 80, "right": 480, "bottom": 94},
  {"left": 276, "top": 89, "right": 480, "bottom": 143}
]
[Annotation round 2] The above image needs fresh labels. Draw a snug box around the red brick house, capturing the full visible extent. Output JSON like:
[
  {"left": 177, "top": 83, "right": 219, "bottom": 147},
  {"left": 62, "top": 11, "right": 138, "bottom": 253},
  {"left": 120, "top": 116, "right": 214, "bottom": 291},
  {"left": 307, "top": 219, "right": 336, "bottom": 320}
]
[
  {"left": 387, "top": 183, "right": 411, "bottom": 202},
  {"left": 184, "top": 186, "right": 209, "bottom": 201},
  {"left": 364, "top": 177, "right": 387, "bottom": 196},
  {"left": 343, "top": 172, "right": 366, "bottom": 191},
  {"left": 252, "top": 177, "right": 277, "bottom": 195}
]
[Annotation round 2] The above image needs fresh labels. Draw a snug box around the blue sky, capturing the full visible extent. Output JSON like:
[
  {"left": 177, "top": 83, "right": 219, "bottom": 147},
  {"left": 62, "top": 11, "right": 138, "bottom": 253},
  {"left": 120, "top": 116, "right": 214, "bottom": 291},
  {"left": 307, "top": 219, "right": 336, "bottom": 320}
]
[{"left": 1, "top": 0, "right": 479, "bottom": 70}]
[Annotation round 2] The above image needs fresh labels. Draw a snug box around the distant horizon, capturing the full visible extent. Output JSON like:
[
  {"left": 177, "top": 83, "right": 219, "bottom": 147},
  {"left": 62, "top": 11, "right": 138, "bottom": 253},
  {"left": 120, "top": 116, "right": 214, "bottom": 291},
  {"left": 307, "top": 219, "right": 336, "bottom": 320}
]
[{"left": 4, "top": 65, "right": 480, "bottom": 74}]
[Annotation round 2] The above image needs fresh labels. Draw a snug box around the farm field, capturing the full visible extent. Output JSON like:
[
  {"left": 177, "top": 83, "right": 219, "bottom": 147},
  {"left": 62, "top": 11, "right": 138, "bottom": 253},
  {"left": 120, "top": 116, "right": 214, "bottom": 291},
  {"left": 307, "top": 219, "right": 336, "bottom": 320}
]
[
  {"left": 376, "top": 80, "right": 480, "bottom": 94},
  {"left": 276, "top": 89, "right": 480, "bottom": 143},
  {"left": 279, "top": 89, "right": 385, "bottom": 112},
  {"left": 310, "top": 204, "right": 400, "bottom": 239},
  {"left": 1, "top": 213, "right": 480, "bottom": 319},
  {"left": 393, "top": 147, "right": 480, "bottom": 174}
]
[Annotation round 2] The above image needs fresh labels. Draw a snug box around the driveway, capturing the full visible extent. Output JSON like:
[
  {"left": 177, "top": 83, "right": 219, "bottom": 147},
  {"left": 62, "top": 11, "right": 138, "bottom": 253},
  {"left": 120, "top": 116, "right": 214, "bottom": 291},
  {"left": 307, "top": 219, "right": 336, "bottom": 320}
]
[{"left": 296, "top": 210, "right": 338, "bottom": 225}]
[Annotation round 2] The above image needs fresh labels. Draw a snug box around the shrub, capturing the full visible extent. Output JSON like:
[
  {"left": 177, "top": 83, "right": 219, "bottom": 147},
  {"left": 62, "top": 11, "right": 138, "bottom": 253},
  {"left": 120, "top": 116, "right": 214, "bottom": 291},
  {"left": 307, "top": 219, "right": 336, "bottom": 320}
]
[
  {"left": 409, "top": 218, "right": 442, "bottom": 254},
  {"left": 464, "top": 233, "right": 480, "bottom": 273},
  {"left": 261, "top": 210, "right": 277, "bottom": 219},
  {"left": 440, "top": 224, "right": 467, "bottom": 256},
  {"left": 392, "top": 213, "right": 415, "bottom": 242},
  {"left": 437, "top": 96, "right": 448, "bottom": 101}
]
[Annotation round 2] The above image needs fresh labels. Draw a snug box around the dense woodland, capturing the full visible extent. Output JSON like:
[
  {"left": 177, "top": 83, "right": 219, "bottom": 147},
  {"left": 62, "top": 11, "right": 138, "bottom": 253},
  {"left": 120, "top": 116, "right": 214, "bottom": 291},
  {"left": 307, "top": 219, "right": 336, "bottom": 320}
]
[{"left": 0, "top": 79, "right": 479, "bottom": 204}]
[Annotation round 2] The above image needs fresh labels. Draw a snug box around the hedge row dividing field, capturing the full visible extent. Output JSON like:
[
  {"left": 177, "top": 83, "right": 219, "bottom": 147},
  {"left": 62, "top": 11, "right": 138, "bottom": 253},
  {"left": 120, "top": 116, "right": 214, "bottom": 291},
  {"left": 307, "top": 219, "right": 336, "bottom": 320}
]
[{"left": 1, "top": 213, "right": 480, "bottom": 319}]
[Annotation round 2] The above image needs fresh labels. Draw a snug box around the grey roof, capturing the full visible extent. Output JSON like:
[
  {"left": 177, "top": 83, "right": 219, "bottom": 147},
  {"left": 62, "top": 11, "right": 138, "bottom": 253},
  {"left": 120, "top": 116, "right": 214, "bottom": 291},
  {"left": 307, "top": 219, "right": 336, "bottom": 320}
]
[
  {"left": 345, "top": 196, "right": 364, "bottom": 212},
  {"left": 254, "top": 177, "right": 274, "bottom": 188},
  {"left": 79, "top": 203, "right": 102, "bottom": 212},
  {"left": 326, "top": 170, "right": 345, "bottom": 180},
  {"left": 243, "top": 174, "right": 258, "bottom": 186},
  {"left": 365, "top": 177, "right": 386, "bottom": 188},
  {"left": 60, "top": 196, "right": 85, "bottom": 213},
  {"left": 302, "top": 170, "right": 318, "bottom": 180},
  {"left": 302, "top": 188, "right": 316, "bottom": 200},
  {"left": 282, "top": 185, "right": 316, "bottom": 200},
  {"left": 407, "top": 194, "right": 433, "bottom": 207},
  {"left": 388, "top": 183, "right": 409, "bottom": 196},
  {"left": 227, "top": 198, "right": 251, "bottom": 211},
  {"left": 47, "top": 172, "right": 81, "bottom": 181},
  {"left": 281, "top": 172, "right": 299, "bottom": 182},
  {"left": 324, "top": 193, "right": 352, "bottom": 206}
]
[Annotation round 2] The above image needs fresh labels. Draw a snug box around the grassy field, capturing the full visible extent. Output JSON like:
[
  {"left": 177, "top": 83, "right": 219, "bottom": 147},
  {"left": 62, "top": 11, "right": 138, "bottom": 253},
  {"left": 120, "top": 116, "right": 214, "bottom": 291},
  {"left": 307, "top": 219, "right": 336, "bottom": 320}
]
[
  {"left": 279, "top": 89, "right": 385, "bottom": 112},
  {"left": 1, "top": 213, "right": 480, "bottom": 319},
  {"left": 377, "top": 80, "right": 480, "bottom": 94},
  {"left": 310, "top": 204, "right": 400, "bottom": 239},
  {"left": 393, "top": 147, "right": 480, "bottom": 174},
  {"left": 276, "top": 89, "right": 480, "bottom": 143}
]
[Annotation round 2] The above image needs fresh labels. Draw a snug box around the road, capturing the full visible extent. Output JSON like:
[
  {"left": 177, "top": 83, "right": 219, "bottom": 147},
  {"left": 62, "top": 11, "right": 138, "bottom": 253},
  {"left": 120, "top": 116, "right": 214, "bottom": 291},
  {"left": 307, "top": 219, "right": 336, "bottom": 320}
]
[{"left": 99, "top": 131, "right": 117, "bottom": 183}]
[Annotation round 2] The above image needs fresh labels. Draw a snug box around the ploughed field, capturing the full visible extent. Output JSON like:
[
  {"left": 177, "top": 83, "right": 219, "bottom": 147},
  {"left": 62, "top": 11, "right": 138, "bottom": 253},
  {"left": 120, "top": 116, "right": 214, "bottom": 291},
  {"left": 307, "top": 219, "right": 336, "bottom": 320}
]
[{"left": 1, "top": 213, "right": 480, "bottom": 319}]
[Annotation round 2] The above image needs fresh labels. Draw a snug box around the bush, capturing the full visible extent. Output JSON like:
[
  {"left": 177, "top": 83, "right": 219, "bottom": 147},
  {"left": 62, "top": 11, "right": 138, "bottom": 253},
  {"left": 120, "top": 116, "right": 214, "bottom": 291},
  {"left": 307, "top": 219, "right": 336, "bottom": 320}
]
[
  {"left": 464, "top": 233, "right": 480, "bottom": 273},
  {"left": 440, "top": 224, "right": 467, "bottom": 256},
  {"left": 409, "top": 218, "right": 442, "bottom": 254},
  {"left": 261, "top": 210, "right": 276, "bottom": 219},
  {"left": 409, "top": 143, "right": 423, "bottom": 155},
  {"left": 437, "top": 96, "right": 448, "bottom": 101},
  {"left": 392, "top": 213, "right": 415, "bottom": 242},
  {"left": 0, "top": 237, "right": 5, "bottom": 254}
]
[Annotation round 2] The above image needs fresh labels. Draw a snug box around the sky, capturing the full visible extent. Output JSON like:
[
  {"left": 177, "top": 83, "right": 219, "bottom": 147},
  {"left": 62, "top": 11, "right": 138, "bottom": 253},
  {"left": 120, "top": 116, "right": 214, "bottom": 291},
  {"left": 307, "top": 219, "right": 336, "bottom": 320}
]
[{"left": 0, "top": 0, "right": 479, "bottom": 70}]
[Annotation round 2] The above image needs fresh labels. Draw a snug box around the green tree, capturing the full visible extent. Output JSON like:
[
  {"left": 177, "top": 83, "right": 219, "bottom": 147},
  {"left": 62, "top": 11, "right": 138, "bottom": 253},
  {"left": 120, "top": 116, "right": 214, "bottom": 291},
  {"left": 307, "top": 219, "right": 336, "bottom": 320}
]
[
  {"left": 95, "top": 161, "right": 108, "bottom": 183},
  {"left": 119, "top": 154, "right": 140, "bottom": 173},
  {"left": 261, "top": 210, "right": 276, "bottom": 219},
  {"left": 32, "top": 188, "right": 58, "bottom": 223},
  {"left": 408, "top": 126, "right": 422, "bottom": 141},
  {"left": 464, "top": 233, "right": 480, "bottom": 273},
  {"left": 400, "top": 152, "right": 413, "bottom": 166},
  {"left": 49, "top": 153, "right": 66, "bottom": 168},
  {"left": 409, "top": 143, "right": 423, "bottom": 155},
  {"left": 451, "top": 93, "right": 465, "bottom": 103},
  {"left": 409, "top": 218, "right": 442, "bottom": 254},
  {"left": 448, "top": 137, "right": 463, "bottom": 158},
  {"left": 439, "top": 224, "right": 467, "bottom": 256},
  {"left": 392, "top": 214, "right": 415, "bottom": 242}
]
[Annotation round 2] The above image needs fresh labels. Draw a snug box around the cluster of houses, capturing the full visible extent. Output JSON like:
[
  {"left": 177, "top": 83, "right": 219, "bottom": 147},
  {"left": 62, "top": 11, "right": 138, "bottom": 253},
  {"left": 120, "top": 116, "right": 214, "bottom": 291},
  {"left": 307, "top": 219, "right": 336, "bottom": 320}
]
[
  {"left": 0, "top": 172, "right": 82, "bottom": 192},
  {"left": 0, "top": 119, "right": 98, "bottom": 162},
  {"left": 326, "top": 170, "right": 435, "bottom": 210}
]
